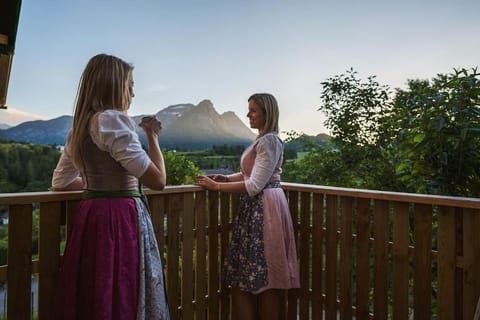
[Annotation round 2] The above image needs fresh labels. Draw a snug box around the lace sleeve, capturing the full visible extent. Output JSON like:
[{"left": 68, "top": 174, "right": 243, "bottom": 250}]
[{"left": 244, "top": 134, "right": 282, "bottom": 196}]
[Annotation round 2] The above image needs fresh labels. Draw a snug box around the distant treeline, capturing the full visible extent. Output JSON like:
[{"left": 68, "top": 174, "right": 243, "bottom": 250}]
[
  {"left": 0, "top": 141, "right": 60, "bottom": 193},
  {"left": 178, "top": 142, "right": 302, "bottom": 173},
  {"left": 0, "top": 141, "right": 306, "bottom": 193}
]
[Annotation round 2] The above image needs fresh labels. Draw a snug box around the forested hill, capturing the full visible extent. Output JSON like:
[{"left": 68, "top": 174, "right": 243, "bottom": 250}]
[{"left": 0, "top": 142, "right": 60, "bottom": 193}]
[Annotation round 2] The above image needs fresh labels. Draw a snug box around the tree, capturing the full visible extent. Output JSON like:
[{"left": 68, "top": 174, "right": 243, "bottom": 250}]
[
  {"left": 163, "top": 151, "right": 203, "bottom": 185},
  {"left": 284, "top": 67, "right": 480, "bottom": 197},
  {"left": 0, "top": 142, "right": 61, "bottom": 192},
  {"left": 320, "top": 68, "right": 392, "bottom": 147},
  {"left": 313, "top": 68, "right": 399, "bottom": 190},
  {"left": 0, "top": 141, "right": 204, "bottom": 192},
  {"left": 389, "top": 68, "right": 480, "bottom": 196}
]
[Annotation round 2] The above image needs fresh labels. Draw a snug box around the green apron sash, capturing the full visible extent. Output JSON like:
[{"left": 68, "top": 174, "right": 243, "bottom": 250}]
[
  {"left": 82, "top": 188, "right": 149, "bottom": 210},
  {"left": 82, "top": 190, "right": 142, "bottom": 199}
]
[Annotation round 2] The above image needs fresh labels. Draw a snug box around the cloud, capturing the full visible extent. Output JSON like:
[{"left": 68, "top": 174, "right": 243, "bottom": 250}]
[{"left": 0, "top": 107, "right": 48, "bottom": 126}]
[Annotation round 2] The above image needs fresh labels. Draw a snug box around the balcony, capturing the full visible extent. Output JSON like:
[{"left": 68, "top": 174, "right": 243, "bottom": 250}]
[{"left": 0, "top": 183, "right": 479, "bottom": 319}]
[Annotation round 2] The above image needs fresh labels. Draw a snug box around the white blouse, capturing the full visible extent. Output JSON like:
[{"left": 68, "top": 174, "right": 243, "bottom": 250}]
[{"left": 51, "top": 110, "right": 151, "bottom": 189}]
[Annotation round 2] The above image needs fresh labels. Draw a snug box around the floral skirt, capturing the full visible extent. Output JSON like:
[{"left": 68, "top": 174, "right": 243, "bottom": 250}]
[
  {"left": 222, "top": 191, "right": 268, "bottom": 291},
  {"left": 222, "top": 185, "right": 300, "bottom": 293}
]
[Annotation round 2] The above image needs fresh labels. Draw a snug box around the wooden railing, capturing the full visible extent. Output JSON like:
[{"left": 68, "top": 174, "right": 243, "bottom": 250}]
[{"left": 0, "top": 183, "right": 479, "bottom": 319}]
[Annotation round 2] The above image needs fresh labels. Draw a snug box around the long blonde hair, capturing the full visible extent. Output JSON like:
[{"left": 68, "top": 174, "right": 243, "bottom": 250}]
[
  {"left": 68, "top": 54, "right": 133, "bottom": 167},
  {"left": 248, "top": 93, "right": 279, "bottom": 135}
]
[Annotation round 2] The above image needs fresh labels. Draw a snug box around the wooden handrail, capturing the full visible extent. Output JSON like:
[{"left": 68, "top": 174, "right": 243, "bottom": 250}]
[
  {"left": 282, "top": 182, "right": 480, "bottom": 208},
  {"left": 2, "top": 182, "right": 479, "bottom": 208}
]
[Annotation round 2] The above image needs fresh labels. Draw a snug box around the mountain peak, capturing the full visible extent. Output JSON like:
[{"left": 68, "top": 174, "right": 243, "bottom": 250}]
[{"left": 196, "top": 99, "right": 215, "bottom": 113}]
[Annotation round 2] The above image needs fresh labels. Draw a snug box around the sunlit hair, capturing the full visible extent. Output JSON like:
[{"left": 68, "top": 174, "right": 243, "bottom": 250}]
[
  {"left": 68, "top": 53, "right": 134, "bottom": 167},
  {"left": 248, "top": 93, "right": 279, "bottom": 136}
]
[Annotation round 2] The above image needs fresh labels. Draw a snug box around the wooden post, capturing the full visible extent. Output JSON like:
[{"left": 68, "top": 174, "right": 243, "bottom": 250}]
[
  {"left": 0, "top": 34, "right": 11, "bottom": 107},
  {"left": 463, "top": 208, "right": 480, "bottom": 319}
]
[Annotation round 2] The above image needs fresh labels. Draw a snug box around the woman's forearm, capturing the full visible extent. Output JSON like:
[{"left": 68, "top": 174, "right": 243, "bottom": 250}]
[
  {"left": 226, "top": 172, "right": 244, "bottom": 182},
  {"left": 146, "top": 134, "right": 166, "bottom": 186},
  {"left": 217, "top": 180, "right": 247, "bottom": 193},
  {"left": 52, "top": 177, "right": 83, "bottom": 191}
]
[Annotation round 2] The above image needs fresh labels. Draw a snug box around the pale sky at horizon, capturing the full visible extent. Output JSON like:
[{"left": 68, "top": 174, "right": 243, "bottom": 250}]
[{"left": 2, "top": 0, "right": 479, "bottom": 136}]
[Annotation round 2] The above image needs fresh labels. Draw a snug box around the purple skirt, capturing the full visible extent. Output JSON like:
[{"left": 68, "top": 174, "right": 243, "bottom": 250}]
[{"left": 54, "top": 197, "right": 169, "bottom": 320}]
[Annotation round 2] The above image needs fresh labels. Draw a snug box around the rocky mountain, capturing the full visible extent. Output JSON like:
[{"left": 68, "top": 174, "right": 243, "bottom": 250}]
[
  {"left": 0, "top": 100, "right": 256, "bottom": 150},
  {"left": 158, "top": 100, "right": 256, "bottom": 149},
  {"left": 131, "top": 103, "right": 196, "bottom": 129}
]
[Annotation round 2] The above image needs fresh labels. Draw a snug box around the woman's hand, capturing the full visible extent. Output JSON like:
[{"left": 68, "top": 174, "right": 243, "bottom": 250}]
[
  {"left": 138, "top": 115, "right": 166, "bottom": 190},
  {"left": 207, "top": 174, "right": 228, "bottom": 182},
  {"left": 195, "top": 175, "right": 219, "bottom": 191},
  {"left": 139, "top": 116, "right": 162, "bottom": 136}
]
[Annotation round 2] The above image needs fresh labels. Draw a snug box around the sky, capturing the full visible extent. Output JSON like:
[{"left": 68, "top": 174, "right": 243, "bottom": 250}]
[{"left": 2, "top": 0, "right": 479, "bottom": 136}]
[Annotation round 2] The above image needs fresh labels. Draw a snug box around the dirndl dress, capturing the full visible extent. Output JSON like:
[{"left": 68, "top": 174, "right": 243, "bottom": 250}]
[
  {"left": 53, "top": 191, "right": 170, "bottom": 320},
  {"left": 222, "top": 133, "right": 300, "bottom": 294}
]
